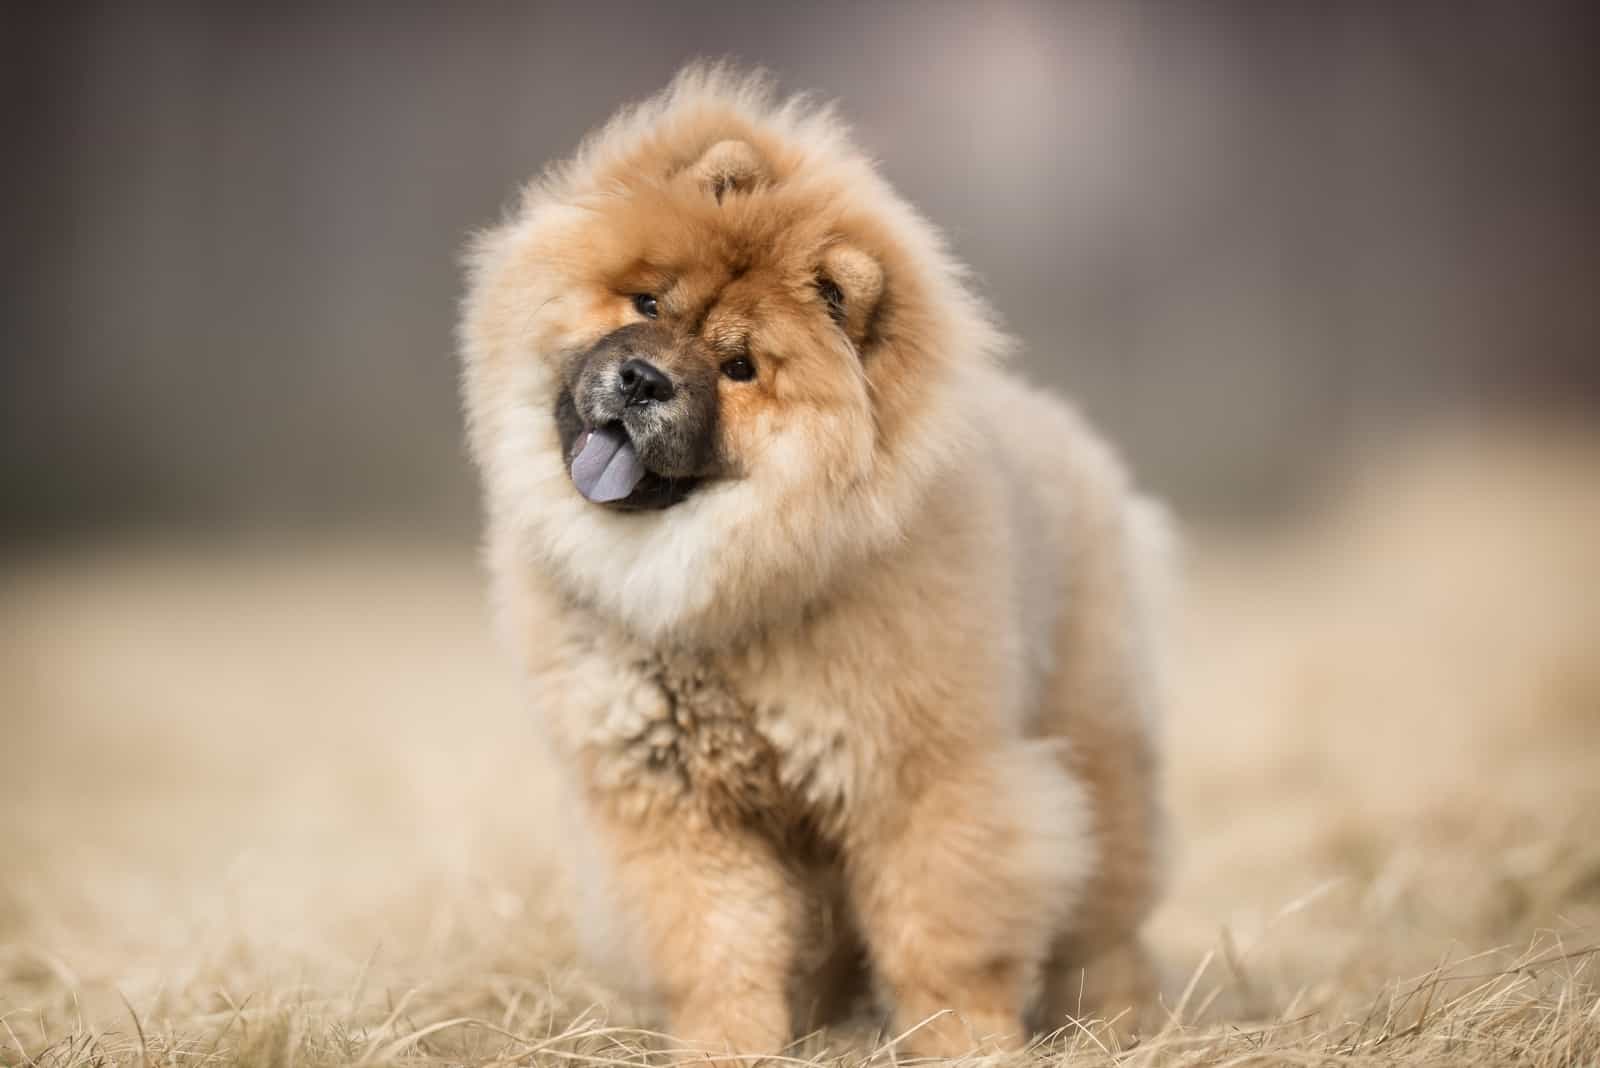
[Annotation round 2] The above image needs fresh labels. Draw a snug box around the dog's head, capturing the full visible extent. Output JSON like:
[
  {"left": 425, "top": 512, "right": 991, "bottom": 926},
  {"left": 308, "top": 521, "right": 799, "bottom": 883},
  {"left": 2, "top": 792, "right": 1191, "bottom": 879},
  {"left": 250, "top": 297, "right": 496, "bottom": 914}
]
[{"left": 460, "top": 67, "right": 1006, "bottom": 643}]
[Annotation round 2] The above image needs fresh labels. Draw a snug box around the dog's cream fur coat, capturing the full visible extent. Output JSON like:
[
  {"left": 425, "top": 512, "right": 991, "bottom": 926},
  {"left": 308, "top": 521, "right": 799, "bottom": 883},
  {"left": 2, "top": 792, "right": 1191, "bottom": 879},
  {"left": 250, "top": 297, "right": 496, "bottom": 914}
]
[{"left": 460, "top": 67, "right": 1173, "bottom": 1056}]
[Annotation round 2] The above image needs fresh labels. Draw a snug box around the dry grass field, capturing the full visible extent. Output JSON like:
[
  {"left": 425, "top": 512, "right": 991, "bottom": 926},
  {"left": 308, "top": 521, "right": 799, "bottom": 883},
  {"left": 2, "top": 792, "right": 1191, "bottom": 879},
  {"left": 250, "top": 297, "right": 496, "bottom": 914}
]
[{"left": 3, "top": 427, "right": 1599, "bottom": 1067}]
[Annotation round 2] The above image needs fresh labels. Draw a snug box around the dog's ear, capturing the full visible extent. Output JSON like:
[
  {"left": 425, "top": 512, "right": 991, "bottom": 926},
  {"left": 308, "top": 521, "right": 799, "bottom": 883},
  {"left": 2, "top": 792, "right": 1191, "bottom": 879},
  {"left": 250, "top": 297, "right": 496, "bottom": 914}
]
[
  {"left": 692, "top": 140, "right": 765, "bottom": 203},
  {"left": 818, "top": 245, "right": 884, "bottom": 348}
]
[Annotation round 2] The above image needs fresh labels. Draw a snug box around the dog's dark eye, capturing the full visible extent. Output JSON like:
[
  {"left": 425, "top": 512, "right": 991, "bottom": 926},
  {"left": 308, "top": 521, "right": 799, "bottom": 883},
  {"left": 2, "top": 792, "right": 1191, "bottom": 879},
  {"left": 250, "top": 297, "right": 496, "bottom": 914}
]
[
  {"left": 721, "top": 356, "right": 756, "bottom": 382},
  {"left": 817, "top": 276, "right": 846, "bottom": 325},
  {"left": 633, "top": 294, "right": 659, "bottom": 319}
]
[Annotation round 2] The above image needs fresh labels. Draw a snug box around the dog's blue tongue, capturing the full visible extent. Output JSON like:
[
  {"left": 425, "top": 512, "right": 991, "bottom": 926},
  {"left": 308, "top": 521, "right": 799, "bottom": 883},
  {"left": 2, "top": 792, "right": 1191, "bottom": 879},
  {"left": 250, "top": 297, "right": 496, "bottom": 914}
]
[{"left": 570, "top": 425, "right": 646, "bottom": 503}]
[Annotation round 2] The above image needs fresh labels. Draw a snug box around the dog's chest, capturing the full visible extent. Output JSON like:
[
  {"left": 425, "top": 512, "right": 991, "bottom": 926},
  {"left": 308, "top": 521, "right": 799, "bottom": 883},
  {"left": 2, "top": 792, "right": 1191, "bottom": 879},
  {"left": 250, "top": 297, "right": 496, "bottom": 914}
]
[{"left": 568, "top": 645, "right": 854, "bottom": 832}]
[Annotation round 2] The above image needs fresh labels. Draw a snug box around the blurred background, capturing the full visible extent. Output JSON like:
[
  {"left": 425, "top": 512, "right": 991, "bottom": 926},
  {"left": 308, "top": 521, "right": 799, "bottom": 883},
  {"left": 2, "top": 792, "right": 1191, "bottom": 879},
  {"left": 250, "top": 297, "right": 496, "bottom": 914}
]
[{"left": 3, "top": 3, "right": 1598, "bottom": 1064}]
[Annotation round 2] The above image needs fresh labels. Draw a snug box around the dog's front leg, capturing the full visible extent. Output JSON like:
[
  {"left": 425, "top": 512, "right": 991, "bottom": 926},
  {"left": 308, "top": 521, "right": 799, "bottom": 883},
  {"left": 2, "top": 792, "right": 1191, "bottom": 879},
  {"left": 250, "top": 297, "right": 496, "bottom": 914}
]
[
  {"left": 845, "top": 744, "right": 1092, "bottom": 1057},
  {"left": 591, "top": 799, "right": 805, "bottom": 1059}
]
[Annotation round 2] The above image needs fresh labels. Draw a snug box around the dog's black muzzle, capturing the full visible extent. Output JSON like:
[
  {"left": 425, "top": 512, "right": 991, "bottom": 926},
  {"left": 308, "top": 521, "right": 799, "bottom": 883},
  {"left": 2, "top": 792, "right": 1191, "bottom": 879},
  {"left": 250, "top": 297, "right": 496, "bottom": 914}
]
[{"left": 555, "top": 324, "right": 719, "bottom": 511}]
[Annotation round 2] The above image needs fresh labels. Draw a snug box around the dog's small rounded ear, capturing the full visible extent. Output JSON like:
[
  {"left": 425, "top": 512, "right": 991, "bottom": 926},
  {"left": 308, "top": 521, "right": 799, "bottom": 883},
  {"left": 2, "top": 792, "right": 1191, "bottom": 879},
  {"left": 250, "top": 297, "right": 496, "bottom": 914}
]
[
  {"left": 818, "top": 245, "right": 884, "bottom": 348},
  {"left": 692, "top": 140, "right": 765, "bottom": 203}
]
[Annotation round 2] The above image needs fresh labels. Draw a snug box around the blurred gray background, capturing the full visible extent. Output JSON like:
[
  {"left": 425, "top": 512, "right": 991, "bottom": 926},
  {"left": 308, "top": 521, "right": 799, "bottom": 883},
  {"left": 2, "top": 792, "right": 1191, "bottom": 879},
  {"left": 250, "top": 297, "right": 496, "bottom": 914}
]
[{"left": 5, "top": 1, "right": 1596, "bottom": 540}]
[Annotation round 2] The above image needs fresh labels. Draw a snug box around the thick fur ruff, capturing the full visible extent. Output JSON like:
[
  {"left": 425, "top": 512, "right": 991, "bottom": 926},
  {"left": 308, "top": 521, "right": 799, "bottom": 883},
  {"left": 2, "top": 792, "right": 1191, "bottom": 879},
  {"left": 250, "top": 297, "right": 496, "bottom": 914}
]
[{"left": 460, "top": 65, "right": 1172, "bottom": 1056}]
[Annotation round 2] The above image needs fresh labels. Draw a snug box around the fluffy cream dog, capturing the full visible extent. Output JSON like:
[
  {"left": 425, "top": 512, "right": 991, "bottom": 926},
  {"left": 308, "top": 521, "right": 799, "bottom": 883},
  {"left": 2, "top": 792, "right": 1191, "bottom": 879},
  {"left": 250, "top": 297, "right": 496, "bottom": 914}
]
[{"left": 459, "top": 66, "right": 1172, "bottom": 1057}]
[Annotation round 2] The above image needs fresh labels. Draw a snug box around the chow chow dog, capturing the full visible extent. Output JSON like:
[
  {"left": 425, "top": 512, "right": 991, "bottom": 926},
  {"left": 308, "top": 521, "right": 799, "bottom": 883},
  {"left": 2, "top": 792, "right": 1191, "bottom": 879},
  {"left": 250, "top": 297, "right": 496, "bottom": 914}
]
[{"left": 459, "top": 66, "right": 1172, "bottom": 1057}]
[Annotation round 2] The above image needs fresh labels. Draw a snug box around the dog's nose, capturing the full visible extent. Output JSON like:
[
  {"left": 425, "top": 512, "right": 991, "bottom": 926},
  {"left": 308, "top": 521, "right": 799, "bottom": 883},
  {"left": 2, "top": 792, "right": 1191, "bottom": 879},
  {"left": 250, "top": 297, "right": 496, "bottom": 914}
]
[{"left": 617, "top": 358, "right": 675, "bottom": 406}]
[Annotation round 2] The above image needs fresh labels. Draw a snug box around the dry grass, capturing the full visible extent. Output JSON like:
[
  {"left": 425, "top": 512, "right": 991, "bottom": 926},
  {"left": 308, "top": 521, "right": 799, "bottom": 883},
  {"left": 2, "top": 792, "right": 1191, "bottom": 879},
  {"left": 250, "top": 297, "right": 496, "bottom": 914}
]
[{"left": 3, "top": 426, "right": 1599, "bottom": 1067}]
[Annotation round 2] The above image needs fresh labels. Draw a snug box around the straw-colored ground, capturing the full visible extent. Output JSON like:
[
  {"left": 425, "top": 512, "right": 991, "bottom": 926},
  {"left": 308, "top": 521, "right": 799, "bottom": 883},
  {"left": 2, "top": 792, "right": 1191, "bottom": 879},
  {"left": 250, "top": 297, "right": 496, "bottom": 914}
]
[{"left": 4, "top": 427, "right": 1599, "bottom": 1066}]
